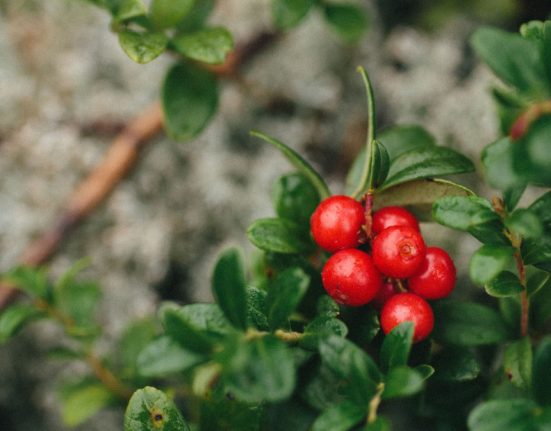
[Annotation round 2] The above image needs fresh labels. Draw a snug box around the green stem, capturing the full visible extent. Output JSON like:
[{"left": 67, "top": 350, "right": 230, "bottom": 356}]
[{"left": 351, "top": 66, "right": 377, "bottom": 200}]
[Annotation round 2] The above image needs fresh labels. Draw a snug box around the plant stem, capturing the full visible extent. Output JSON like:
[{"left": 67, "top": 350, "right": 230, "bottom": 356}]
[
  {"left": 245, "top": 328, "right": 303, "bottom": 344},
  {"left": 367, "top": 383, "right": 385, "bottom": 424},
  {"left": 492, "top": 196, "right": 529, "bottom": 337}
]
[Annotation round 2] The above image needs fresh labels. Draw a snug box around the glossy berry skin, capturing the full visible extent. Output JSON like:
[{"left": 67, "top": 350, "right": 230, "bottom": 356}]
[
  {"left": 373, "top": 281, "right": 399, "bottom": 309},
  {"left": 408, "top": 247, "right": 456, "bottom": 300},
  {"left": 321, "top": 249, "right": 382, "bottom": 306},
  {"left": 372, "top": 206, "right": 420, "bottom": 236},
  {"left": 381, "top": 293, "right": 434, "bottom": 343},
  {"left": 310, "top": 195, "right": 365, "bottom": 253},
  {"left": 372, "top": 226, "right": 426, "bottom": 278}
]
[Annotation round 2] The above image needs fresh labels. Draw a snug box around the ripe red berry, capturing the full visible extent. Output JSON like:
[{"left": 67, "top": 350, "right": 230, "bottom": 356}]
[
  {"left": 310, "top": 195, "right": 365, "bottom": 253},
  {"left": 321, "top": 249, "right": 382, "bottom": 306},
  {"left": 380, "top": 293, "right": 434, "bottom": 343},
  {"left": 408, "top": 247, "right": 456, "bottom": 300},
  {"left": 372, "top": 206, "right": 420, "bottom": 236},
  {"left": 372, "top": 280, "right": 399, "bottom": 308},
  {"left": 372, "top": 226, "right": 426, "bottom": 278}
]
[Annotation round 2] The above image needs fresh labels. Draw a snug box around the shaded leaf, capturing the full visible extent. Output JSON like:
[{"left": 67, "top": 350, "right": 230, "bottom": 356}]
[
  {"left": 125, "top": 386, "right": 190, "bottom": 431},
  {"left": 504, "top": 337, "right": 532, "bottom": 389},
  {"left": 379, "top": 321, "right": 414, "bottom": 373},
  {"left": 60, "top": 381, "right": 115, "bottom": 427},
  {"left": 311, "top": 401, "right": 364, "bottom": 431},
  {"left": 382, "top": 366, "right": 424, "bottom": 399},
  {"left": 468, "top": 399, "right": 540, "bottom": 431},
  {"left": 300, "top": 316, "right": 348, "bottom": 350},
  {"left": 485, "top": 271, "right": 523, "bottom": 297},
  {"left": 378, "top": 124, "right": 436, "bottom": 161},
  {"left": 55, "top": 281, "right": 101, "bottom": 335},
  {"left": 162, "top": 62, "right": 218, "bottom": 142},
  {"left": 0, "top": 304, "right": 43, "bottom": 343},
  {"left": 3, "top": 266, "right": 49, "bottom": 299},
  {"left": 212, "top": 248, "right": 248, "bottom": 330},
  {"left": 267, "top": 267, "right": 309, "bottom": 330},
  {"left": 220, "top": 335, "right": 295, "bottom": 403},
  {"left": 481, "top": 137, "right": 525, "bottom": 191},
  {"left": 514, "top": 116, "right": 551, "bottom": 186},
  {"left": 505, "top": 209, "right": 543, "bottom": 240},
  {"left": 433, "top": 348, "right": 480, "bottom": 382},
  {"left": 273, "top": 173, "right": 320, "bottom": 227},
  {"left": 246, "top": 286, "right": 269, "bottom": 331},
  {"left": 533, "top": 337, "right": 551, "bottom": 406},
  {"left": 137, "top": 336, "right": 204, "bottom": 377},
  {"left": 432, "top": 301, "right": 508, "bottom": 346}
]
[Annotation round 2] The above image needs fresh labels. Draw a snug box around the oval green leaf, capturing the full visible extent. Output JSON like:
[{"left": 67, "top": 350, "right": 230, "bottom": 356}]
[
  {"left": 118, "top": 31, "right": 168, "bottom": 64},
  {"left": 484, "top": 271, "right": 523, "bottom": 297},
  {"left": 266, "top": 267, "right": 309, "bottom": 330},
  {"left": 469, "top": 245, "right": 515, "bottom": 285},
  {"left": 172, "top": 27, "right": 233, "bottom": 64},
  {"left": 247, "top": 218, "right": 313, "bottom": 254},
  {"left": 150, "top": 0, "right": 195, "bottom": 29}
]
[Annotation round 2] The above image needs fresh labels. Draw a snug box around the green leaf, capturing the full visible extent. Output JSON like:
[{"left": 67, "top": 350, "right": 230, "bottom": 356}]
[
  {"left": 347, "top": 140, "right": 390, "bottom": 198},
  {"left": 381, "top": 146, "right": 475, "bottom": 190},
  {"left": 484, "top": 271, "right": 523, "bottom": 297},
  {"left": 530, "top": 274, "right": 551, "bottom": 329},
  {"left": 468, "top": 399, "right": 540, "bottom": 431},
  {"left": 433, "top": 195, "right": 506, "bottom": 244},
  {"left": 514, "top": 116, "right": 551, "bottom": 186},
  {"left": 505, "top": 209, "right": 544, "bottom": 240},
  {"left": 520, "top": 21, "right": 545, "bottom": 40},
  {"left": 469, "top": 245, "right": 515, "bottom": 285},
  {"left": 246, "top": 287, "right": 269, "bottom": 331},
  {"left": 175, "top": 0, "right": 214, "bottom": 32},
  {"left": 247, "top": 218, "right": 313, "bottom": 254},
  {"left": 267, "top": 268, "right": 309, "bottom": 330},
  {"left": 432, "top": 301, "right": 508, "bottom": 346},
  {"left": 118, "top": 31, "right": 168, "bottom": 64},
  {"left": 112, "top": 0, "right": 147, "bottom": 22},
  {"left": 273, "top": 173, "right": 320, "bottom": 227},
  {"left": 529, "top": 190, "right": 551, "bottom": 230},
  {"left": 3, "top": 266, "right": 49, "bottom": 299},
  {"left": 172, "top": 27, "right": 233, "bottom": 64},
  {"left": 415, "top": 364, "right": 435, "bottom": 380},
  {"left": 503, "top": 185, "right": 526, "bottom": 212},
  {"left": 251, "top": 131, "right": 330, "bottom": 199},
  {"left": 125, "top": 386, "right": 190, "bottom": 431},
  {"left": 364, "top": 417, "right": 391, "bottom": 431},
  {"left": 382, "top": 366, "right": 424, "bottom": 399},
  {"left": 481, "top": 138, "right": 526, "bottom": 191},
  {"left": 118, "top": 319, "right": 157, "bottom": 377},
  {"left": 432, "top": 348, "right": 480, "bottom": 382},
  {"left": 504, "top": 337, "right": 532, "bottom": 390},
  {"left": 471, "top": 26, "right": 548, "bottom": 96},
  {"left": 137, "top": 336, "right": 204, "bottom": 377},
  {"left": 527, "top": 270, "right": 551, "bottom": 297},
  {"left": 271, "top": 0, "right": 315, "bottom": 30},
  {"left": 55, "top": 281, "right": 101, "bottom": 334},
  {"left": 378, "top": 125, "right": 436, "bottom": 162},
  {"left": 300, "top": 316, "right": 348, "bottom": 350},
  {"left": 323, "top": 4, "right": 369, "bottom": 43},
  {"left": 60, "top": 381, "right": 115, "bottom": 427},
  {"left": 533, "top": 337, "right": 551, "bottom": 406},
  {"left": 162, "top": 62, "right": 218, "bottom": 142},
  {"left": 379, "top": 321, "right": 414, "bottom": 373},
  {"left": 319, "top": 335, "right": 381, "bottom": 405},
  {"left": 220, "top": 335, "right": 295, "bottom": 403},
  {"left": 212, "top": 248, "right": 248, "bottom": 330},
  {"left": 311, "top": 401, "right": 364, "bottom": 431},
  {"left": 0, "top": 304, "right": 42, "bottom": 343},
  {"left": 161, "top": 303, "right": 231, "bottom": 353},
  {"left": 149, "top": 0, "right": 195, "bottom": 29},
  {"left": 373, "top": 178, "right": 473, "bottom": 222}
]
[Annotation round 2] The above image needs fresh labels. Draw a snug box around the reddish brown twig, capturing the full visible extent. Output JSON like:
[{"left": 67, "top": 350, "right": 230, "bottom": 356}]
[{"left": 0, "top": 30, "right": 282, "bottom": 310}]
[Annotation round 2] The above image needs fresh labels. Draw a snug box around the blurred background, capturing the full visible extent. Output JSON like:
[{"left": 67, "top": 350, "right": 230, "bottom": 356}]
[{"left": 0, "top": 0, "right": 550, "bottom": 429}]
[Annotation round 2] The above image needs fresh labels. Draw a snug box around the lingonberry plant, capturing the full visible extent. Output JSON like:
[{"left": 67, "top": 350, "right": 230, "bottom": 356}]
[{"left": 2, "top": 3, "right": 551, "bottom": 430}]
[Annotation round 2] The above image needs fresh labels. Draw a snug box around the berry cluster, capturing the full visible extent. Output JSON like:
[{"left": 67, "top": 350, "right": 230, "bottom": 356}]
[{"left": 310, "top": 196, "right": 456, "bottom": 342}]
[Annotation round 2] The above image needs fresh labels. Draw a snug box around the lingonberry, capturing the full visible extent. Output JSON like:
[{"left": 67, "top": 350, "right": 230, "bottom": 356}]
[
  {"left": 321, "top": 249, "right": 382, "bottom": 306},
  {"left": 408, "top": 247, "right": 456, "bottom": 300},
  {"left": 380, "top": 293, "right": 434, "bottom": 343},
  {"left": 372, "top": 226, "right": 426, "bottom": 278},
  {"left": 372, "top": 280, "right": 399, "bottom": 308},
  {"left": 372, "top": 206, "right": 420, "bottom": 235},
  {"left": 310, "top": 195, "right": 365, "bottom": 253}
]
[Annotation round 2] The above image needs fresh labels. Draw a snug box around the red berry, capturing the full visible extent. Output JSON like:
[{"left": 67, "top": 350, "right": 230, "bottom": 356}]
[
  {"left": 372, "top": 206, "right": 420, "bottom": 236},
  {"left": 408, "top": 247, "right": 456, "bottom": 300},
  {"left": 372, "top": 226, "right": 426, "bottom": 278},
  {"left": 380, "top": 293, "right": 434, "bottom": 343},
  {"left": 310, "top": 195, "right": 365, "bottom": 253},
  {"left": 321, "top": 249, "right": 382, "bottom": 307},
  {"left": 373, "top": 281, "right": 399, "bottom": 308}
]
